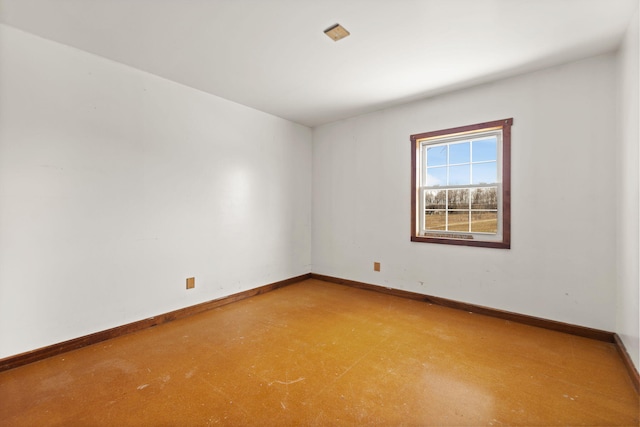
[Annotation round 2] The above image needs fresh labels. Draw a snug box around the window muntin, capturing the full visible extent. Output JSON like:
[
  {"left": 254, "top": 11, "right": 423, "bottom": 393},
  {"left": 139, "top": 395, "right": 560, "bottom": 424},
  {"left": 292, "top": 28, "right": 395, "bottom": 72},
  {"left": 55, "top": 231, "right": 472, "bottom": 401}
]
[
  {"left": 421, "top": 132, "right": 501, "bottom": 236},
  {"left": 411, "top": 119, "right": 512, "bottom": 248}
]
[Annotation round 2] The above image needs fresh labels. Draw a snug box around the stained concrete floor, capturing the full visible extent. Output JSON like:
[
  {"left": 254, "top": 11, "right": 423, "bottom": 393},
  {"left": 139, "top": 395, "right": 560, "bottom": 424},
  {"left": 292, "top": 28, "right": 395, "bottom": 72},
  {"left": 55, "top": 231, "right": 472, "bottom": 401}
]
[{"left": 0, "top": 279, "right": 638, "bottom": 426}]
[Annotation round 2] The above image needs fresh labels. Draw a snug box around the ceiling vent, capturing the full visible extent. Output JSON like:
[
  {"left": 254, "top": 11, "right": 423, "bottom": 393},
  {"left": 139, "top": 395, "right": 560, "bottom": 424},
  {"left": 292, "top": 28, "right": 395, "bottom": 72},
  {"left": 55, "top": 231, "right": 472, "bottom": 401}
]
[{"left": 324, "top": 23, "right": 350, "bottom": 41}]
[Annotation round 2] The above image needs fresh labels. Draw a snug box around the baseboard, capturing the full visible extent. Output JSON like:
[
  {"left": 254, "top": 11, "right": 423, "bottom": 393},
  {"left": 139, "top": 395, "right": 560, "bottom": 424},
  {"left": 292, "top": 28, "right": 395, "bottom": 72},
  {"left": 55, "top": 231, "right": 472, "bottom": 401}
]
[
  {"left": 0, "top": 273, "right": 311, "bottom": 372},
  {"left": 311, "top": 273, "right": 640, "bottom": 393},
  {"left": 5, "top": 272, "right": 638, "bottom": 394},
  {"left": 614, "top": 334, "right": 640, "bottom": 393},
  {"left": 310, "top": 274, "right": 615, "bottom": 342}
]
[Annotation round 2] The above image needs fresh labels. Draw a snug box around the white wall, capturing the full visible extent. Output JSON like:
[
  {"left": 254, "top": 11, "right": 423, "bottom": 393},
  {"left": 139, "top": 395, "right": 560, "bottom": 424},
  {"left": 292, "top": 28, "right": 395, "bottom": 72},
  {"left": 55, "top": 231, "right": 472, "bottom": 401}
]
[
  {"left": 0, "top": 17, "right": 635, "bottom": 366},
  {"left": 617, "top": 6, "right": 640, "bottom": 370},
  {"left": 0, "top": 25, "right": 312, "bottom": 359},
  {"left": 313, "top": 53, "right": 619, "bottom": 332}
]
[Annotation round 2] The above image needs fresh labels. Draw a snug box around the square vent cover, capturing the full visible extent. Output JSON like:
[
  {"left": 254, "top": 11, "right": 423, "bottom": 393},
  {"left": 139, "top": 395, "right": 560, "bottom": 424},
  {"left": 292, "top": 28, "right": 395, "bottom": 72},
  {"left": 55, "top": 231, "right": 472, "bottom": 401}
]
[{"left": 324, "top": 23, "right": 350, "bottom": 41}]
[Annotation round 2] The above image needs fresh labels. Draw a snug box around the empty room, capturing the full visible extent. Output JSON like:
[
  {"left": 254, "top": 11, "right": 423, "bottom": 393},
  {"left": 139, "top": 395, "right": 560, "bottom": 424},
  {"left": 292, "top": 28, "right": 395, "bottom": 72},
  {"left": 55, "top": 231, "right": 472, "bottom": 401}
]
[{"left": 0, "top": 0, "right": 639, "bottom": 425}]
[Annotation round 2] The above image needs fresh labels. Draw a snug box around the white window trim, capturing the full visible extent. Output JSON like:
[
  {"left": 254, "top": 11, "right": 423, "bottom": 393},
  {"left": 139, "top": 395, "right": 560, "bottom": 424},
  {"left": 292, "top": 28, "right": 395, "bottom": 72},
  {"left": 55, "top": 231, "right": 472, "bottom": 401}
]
[{"left": 418, "top": 129, "right": 504, "bottom": 243}]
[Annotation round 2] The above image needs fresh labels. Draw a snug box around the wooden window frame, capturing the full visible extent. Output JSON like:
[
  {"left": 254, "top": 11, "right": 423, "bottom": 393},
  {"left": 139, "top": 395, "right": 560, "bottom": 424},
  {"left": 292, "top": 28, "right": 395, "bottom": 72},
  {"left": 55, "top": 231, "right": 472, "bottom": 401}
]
[{"left": 410, "top": 118, "right": 512, "bottom": 249}]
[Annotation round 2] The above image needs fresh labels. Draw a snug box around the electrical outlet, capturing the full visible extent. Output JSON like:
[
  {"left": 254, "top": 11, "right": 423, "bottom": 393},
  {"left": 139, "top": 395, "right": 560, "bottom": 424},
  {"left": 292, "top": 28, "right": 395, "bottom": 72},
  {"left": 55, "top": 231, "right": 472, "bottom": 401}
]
[
  {"left": 374, "top": 262, "right": 381, "bottom": 272},
  {"left": 186, "top": 277, "right": 195, "bottom": 289}
]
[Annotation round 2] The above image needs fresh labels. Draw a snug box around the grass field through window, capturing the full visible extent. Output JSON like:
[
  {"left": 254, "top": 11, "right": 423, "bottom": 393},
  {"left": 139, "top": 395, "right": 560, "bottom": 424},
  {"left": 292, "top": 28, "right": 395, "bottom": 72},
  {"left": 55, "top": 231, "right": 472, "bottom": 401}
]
[{"left": 425, "top": 211, "right": 497, "bottom": 233}]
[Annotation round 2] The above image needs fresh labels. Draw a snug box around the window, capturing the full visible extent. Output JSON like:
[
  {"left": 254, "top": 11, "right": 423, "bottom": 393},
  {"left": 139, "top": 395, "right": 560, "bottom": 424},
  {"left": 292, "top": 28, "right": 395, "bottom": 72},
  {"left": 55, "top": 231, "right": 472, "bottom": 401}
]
[{"left": 411, "top": 118, "right": 512, "bottom": 248}]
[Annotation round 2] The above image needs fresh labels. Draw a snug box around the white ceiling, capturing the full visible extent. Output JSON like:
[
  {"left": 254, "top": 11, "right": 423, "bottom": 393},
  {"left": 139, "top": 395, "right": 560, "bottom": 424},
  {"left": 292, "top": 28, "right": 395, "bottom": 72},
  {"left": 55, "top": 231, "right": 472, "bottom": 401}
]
[{"left": 1, "top": 0, "right": 637, "bottom": 127}]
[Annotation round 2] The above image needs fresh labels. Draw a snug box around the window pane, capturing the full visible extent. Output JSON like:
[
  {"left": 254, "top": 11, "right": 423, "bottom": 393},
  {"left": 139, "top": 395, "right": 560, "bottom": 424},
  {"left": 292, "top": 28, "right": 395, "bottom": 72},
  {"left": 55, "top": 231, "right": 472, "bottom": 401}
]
[
  {"left": 426, "top": 145, "right": 447, "bottom": 167},
  {"left": 473, "top": 137, "right": 497, "bottom": 161},
  {"left": 425, "top": 211, "right": 446, "bottom": 230},
  {"left": 448, "top": 165, "right": 470, "bottom": 185},
  {"left": 448, "top": 211, "right": 469, "bottom": 232},
  {"left": 470, "top": 187, "right": 498, "bottom": 209},
  {"left": 447, "top": 189, "right": 469, "bottom": 209},
  {"left": 449, "top": 142, "right": 470, "bottom": 164},
  {"left": 424, "top": 189, "right": 446, "bottom": 209},
  {"left": 471, "top": 211, "right": 498, "bottom": 233},
  {"left": 472, "top": 162, "right": 497, "bottom": 184},
  {"left": 426, "top": 167, "right": 447, "bottom": 186}
]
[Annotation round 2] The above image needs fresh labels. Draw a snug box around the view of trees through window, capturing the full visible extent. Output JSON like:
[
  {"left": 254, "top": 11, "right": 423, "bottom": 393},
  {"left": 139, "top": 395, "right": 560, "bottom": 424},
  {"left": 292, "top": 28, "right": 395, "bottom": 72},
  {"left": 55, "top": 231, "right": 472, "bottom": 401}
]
[
  {"left": 424, "top": 187, "right": 498, "bottom": 233},
  {"left": 422, "top": 136, "right": 499, "bottom": 234}
]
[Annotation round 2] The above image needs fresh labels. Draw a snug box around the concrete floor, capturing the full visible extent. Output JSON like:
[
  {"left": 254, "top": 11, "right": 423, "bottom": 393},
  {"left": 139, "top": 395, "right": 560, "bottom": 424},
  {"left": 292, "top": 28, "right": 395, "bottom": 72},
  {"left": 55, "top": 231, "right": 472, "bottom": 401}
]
[{"left": 0, "top": 279, "right": 637, "bottom": 426}]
